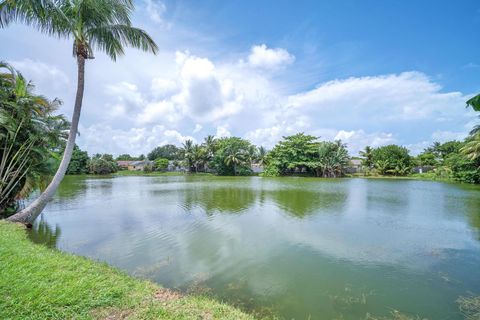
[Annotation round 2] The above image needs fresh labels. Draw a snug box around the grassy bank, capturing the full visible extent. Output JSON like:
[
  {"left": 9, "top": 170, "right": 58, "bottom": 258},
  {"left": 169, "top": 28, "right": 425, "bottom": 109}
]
[
  {"left": 349, "top": 172, "right": 455, "bottom": 183},
  {"left": 113, "top": 170, "right": 214, "bottom": 177},
  {"left": 0, "top": 221, "right": 253, "bottom": 320}
]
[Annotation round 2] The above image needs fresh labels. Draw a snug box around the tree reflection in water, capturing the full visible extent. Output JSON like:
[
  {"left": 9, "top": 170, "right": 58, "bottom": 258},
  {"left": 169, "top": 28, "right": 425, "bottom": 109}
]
[{"left": 27, "top": 216, "right": 61, "bottom": 248}]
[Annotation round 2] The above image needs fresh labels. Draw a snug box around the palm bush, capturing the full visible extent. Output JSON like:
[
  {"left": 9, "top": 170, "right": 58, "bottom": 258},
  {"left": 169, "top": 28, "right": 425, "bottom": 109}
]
[{"left": 0, "top": 62, "right": 68, "bottom": 217}]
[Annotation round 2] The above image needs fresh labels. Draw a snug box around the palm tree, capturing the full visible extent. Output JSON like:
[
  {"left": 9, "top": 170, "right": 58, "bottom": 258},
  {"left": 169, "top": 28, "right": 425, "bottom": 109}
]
[
  {"left": 461, "top": 133, "right": 480, "bottom": 162},
  {"left": 257, "top": 146, "right": 267, "bottom": 165},
  {"left": 224, "top": 150, "right": 244, "bottom": 176},
  {"left": 182, "top": 139, "right": 194, "bottom": 172},
  {"left": 359, "top": 146, "right": 373, "bottom": 169},
  {"left": 191, "top": 144, "right": 206, "bottom": 173},
  {"left": 203, "top": 135, "right": 216, "bottom": 155},
  {"left": 202, "top": 135, "right": 216, "bottom": 171},
  {"left": 0, "top": 62, "right": 68, "bottom": 217},
  {"left": 316, "top": 141, "right": 349, "bottom": 178},
  {"left": 2, "top": 0, "right": 158, "bottom": 223},
  {"left": 246, "top": 145, "right": 257, "bottom": 166},
  {"left": 375, "top": 160, "right": 390, "bottom": 175}
]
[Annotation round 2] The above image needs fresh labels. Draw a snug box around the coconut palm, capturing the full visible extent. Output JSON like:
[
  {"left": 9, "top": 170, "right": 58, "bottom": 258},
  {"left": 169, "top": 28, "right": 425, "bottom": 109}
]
[
  {"left": 203, "top": 135, "right": 216, "bottom": 156},
  {"left": 257, "top": 146, "right": 267, "bottom": 165},
  {"left": 191, "top": 144, "right": 206, "bottom": 173},
  {"left": 224, "top": 150, "right": 245, "bottom": 176},
  {"left": 202, "top": 135, "right": 216, "bottom": 171},
  {"left": 2, "top": 0, "right": 158, "bottom": 223},
  {"left": 182, "top": 139, "right": 194, "bottom": 172},
  {"left": 359, "top": 146, "right": 373, "bottom": 169},
  {"left": 246, "top": 145, "right": 257, "bottom": 166}
]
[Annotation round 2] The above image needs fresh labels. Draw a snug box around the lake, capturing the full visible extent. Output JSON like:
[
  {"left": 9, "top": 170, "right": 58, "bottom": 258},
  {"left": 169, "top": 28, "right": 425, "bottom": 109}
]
[{"left": 29, "top": 175, "right": 480, "bottom": 319}]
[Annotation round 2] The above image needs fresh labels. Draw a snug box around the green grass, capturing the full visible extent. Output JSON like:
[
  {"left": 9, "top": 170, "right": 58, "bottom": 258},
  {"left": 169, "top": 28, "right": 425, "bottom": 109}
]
[{"left": 0, "top": 221, "right": 254, "bottom": 320}]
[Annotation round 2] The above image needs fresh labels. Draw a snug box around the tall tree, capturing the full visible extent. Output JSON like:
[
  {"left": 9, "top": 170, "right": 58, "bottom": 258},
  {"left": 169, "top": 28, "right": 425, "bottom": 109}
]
[
  {"left": 2, "top": 0, "right": 158, "bottom": 223},
  {"left": 359, "top": 146, "right": 373, "bottom": 169},
  {"left": 182, "top": 139, "right": 194, "bottom": 172}
]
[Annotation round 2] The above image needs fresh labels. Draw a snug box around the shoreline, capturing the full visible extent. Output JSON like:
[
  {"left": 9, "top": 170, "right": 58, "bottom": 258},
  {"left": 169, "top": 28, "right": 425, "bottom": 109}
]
[{"left": 0, "top": 221, "right": 254, "bottom": 320}]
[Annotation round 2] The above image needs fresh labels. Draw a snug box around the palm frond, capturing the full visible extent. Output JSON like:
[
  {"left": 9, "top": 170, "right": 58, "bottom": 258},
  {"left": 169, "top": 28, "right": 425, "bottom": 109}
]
[
  {"left": 87, "top": 24, "right": 158, "bottom": 60},
  {"left": 467, "top": 94, "right": 480, "bottom": 112}
]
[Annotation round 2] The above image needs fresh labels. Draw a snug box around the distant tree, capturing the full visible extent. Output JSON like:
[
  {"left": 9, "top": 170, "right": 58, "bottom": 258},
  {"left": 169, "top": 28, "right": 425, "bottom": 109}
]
[
  {"left": 182, "top": 140, "right": 194, "bottom": 172},
  {"left": 445, "top": 151, "right": 480, "bottom": 184},
  {"left": 138, "top": 154, "right": 146, "bottom": 161},
  {"left": 212, "top": 137, "right": 253, "bottom": 176},
  {"left": 371, "top": 145, "right": 411, "bottom": 175},
  {"left": 148, "top": 144, "right": 182, "bottom": 161},
  {"left": 314, "top": 141, "right": 349, "bottom": 178},
  {"left": 264, "top": 133, "right": 319, "bottom": 175},
  {"left": 257, "top": 146, "right": 268, "bottom": 165},
  {"left": 225, "top": 150, "right": 246, "bottom": 176},
  {"left": 66, "top": 145, "right": 89, "bottom": 174},
  {"left": 415, "top": 151, "right": 437, "bottom": 166},
  {"left": 426, "top": 141, "right": 463, "bottom": 161},
  {"left": 116, "top": 154, "right": 134, "bottom": 161},
  {"left": 191, "top": 144, "right": 207, "bottom": 173},
  {"left": 359, "top": 146, "right": 374, "bottom": 169},
  {"left": 374, "top": 160, "right": 390, "bottom": 175},
  {"left": 154, "top": 158, "right": 169, "bottom": 171},
  {"left": 88, "top": 154, "right": 118, "bottom": 175}
]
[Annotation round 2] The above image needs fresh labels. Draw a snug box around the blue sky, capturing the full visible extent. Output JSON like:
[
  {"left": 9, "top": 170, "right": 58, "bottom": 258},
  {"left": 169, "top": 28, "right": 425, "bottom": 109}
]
[{"left": 1, "top": 0, "right": 479, "bottom": 155}]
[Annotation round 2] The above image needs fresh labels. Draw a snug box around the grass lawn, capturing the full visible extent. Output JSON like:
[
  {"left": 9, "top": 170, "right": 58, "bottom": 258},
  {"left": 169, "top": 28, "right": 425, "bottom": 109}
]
[{"left": 0, "top": 221, "right": 253, "bottom": 320}]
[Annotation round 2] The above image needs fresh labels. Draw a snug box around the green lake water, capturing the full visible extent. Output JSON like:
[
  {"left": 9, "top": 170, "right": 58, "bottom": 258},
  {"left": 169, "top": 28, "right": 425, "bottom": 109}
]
[{"left": 30, "top": 175, "right": 480, "bottom": 319}]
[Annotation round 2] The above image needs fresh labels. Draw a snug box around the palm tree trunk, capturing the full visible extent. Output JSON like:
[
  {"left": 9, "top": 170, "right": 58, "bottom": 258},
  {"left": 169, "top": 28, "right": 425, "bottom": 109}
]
[{"left": 7, "top": 55, "right": 86, "bottom": 224}]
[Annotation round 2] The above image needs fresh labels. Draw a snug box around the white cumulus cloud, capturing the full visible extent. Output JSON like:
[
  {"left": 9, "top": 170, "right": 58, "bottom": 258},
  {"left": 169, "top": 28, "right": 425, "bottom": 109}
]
[{"left": 247, "top": 44, "right": 295, "bottom": 70}]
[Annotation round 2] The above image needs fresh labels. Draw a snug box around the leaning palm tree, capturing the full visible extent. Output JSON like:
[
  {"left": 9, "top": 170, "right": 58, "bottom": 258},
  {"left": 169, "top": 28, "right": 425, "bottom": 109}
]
[{"left": 2, "top": 0, "right": 158, "bottom": 223}]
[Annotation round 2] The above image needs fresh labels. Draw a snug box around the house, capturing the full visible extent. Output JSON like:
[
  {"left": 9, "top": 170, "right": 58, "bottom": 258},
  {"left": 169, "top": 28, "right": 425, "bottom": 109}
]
[
  {"left": 116, "top": 160, "right": 135, "bottom": 170},
  {"left": 345, "top": 159, "right": 363, "bottom": 174},
  {"left": 167, "top": 160, "right": 188, "bottom": 172},
  {"left": 251, "top": 163, "right": 264, "bottom": 173},
  {"left": 412, "top": 165, "right": 435, "bottom": 174},
  {"left": 127, "top": 160, "right": 154, "bottom": 171}
]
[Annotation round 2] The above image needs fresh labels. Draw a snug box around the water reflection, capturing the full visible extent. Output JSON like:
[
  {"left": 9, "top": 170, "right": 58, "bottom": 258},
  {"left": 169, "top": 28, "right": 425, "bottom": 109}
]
[
  {"left": 182, "top": 186, "right": 257, "bottom": 214},
  {"left": 266, "top": 188, "right": 346, "bottom": 217},
  {"left": 27, "top": 216, "right": 61, "bottom": 248}
]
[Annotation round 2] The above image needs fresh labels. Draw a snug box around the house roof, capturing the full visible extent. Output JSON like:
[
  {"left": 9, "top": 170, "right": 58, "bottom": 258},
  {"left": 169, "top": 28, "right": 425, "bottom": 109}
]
[
  {"left": 130, "top": 160, "right": 153, "bottom": 166},
  {"left": 350, "top": 159, "right": 362, "bottom": 166},
  {"left": 116, "top": 161, "right": 135, "bottom": 166}
]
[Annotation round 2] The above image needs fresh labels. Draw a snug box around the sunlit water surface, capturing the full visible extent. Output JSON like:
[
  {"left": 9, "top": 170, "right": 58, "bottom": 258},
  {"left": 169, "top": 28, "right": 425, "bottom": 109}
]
[{"left": 30, "top": 176, "right": 480, "bottom": 319}]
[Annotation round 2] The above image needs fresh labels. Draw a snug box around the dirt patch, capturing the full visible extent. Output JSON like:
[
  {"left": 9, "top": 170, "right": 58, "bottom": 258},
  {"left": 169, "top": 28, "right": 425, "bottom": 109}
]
[{"left": 154, "top": 288, "right": 183, "bottom": 302}]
